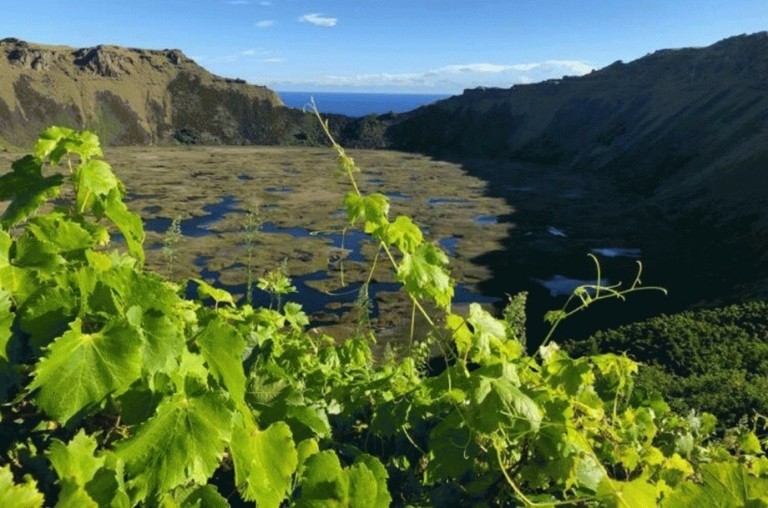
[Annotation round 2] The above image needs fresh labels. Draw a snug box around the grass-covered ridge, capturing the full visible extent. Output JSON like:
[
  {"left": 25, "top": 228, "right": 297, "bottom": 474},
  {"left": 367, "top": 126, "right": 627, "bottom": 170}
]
[{"left": 0, "top": 126, "right": 766, "bottom": 506}]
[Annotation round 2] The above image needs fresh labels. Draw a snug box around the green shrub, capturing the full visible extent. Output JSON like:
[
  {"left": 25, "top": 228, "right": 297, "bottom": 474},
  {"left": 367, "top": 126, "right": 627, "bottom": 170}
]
[{"left": 566, "top": 301, "right": 768, "bottom": 427}]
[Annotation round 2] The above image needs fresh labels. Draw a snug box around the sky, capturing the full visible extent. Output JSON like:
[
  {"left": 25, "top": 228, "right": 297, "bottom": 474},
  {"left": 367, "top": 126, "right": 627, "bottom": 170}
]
[{"left": 2, "top": 1, "right": 767, "bottom": 94}]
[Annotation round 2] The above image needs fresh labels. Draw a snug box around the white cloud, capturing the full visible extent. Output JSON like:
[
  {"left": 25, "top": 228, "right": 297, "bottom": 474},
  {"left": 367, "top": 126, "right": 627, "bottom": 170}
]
[
  {"left": 434, "top": 63, "right": 513, "bottom": 74},
  {"left": 262, "top": 58, "right": 284, "bottom": 64},
  {"left": 263, "top": 60, "right": 595, "bottom": 93},
  {"left": 241, "top": 49, "right": 258, "bottom": 56},
  {"left": 256, "top": 20, "right": 275, "bottom": 28},
  {"left": 298, "top": 13, "right": 337, "bottom": 28}
]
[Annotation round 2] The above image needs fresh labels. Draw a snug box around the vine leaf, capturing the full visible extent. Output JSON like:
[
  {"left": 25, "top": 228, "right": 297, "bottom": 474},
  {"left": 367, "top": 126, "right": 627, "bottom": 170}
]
[
  {"left": 662, "top": 462, "right": 768, "bottom": 507},
  {"left": 192, "top": 278, "right": 234, "bottom": 307},
  {"left": 230, "top": 416, "right": 298, "bottom": 507},
  {"left": 133, "top": 307, "right": 186, "bottom": 376},
  {"left": 469, "top": 364, "right": 542, "bottom": 435},
  {"left": 397, "top": 242, "right": 453, "bottom": 308},
  {"left": 17, "top": 213, "right": 98, "bottom": 263},
  {"left": 75, "top": 159, "right": 120, "bottom": 213},
  {"left": 352, "top": 454, "right": 392, "bottom": 508},
  {"left": 34, "top": 126, "right": 102, "bottom": 164},
  {"left": 171, "top": 484, "right": 230, "bottom": 507},
  {"left": 0, "top": 155, "right": 63, "bottom": 228},
  {"left": 464, "top": 303, "right": 509, "bottom": 363},
  {"left": 29, "top": 317, "right": 143, "bottom": 424},
  {"left": 104, "top": 189, "right": 145, "bottom": 264},
  {"left": 0, "top": 465, "right": 45, "bottom": 508},
  {"left": 344, "top": 192, "right": 390, "bottom": 236},
  {"left": 56, "top": 482, "right": 99, "bottom": 508},
  {"left": 597, "top": 477, "right": 657, "bottom": 508},
  {"left": 114, "top": 382, "right": 234, "bottom": 500},
  {"left": 0, "top": 229, "right": 10, "bottom": 268},
  {"left": 295, "top": 450, "right": 390, "bottom": 508},
  {"left": 385, "top": 215, "right": 423, "bottom": 254},
  {"left": 47, "top": 431, "right": 109, "bottom": 507},
  {"left": 0, "top": 288, "right": 18, "bottom": 398},
  {"left": 47, "top": 431, "right": 105, "bottom": 487},
  {"left": 19, "top": 283, "right": 77, "bottom": 350},
  {"left": 196, "top": 316, "right": 247, "bottom": 405}
]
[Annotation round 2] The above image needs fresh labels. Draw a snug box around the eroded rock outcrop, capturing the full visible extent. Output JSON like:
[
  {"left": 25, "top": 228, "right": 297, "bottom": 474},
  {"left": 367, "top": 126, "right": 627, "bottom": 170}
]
[{"left": 0, "top": 38, "right": 316, "bottom": 147}]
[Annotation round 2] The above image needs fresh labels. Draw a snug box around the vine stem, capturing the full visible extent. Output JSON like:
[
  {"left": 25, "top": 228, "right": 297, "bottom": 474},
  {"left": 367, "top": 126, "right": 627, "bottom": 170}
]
[
  {"left": 531, "top": 255, "right": 666, "bottom": 363},
  {"left": 312, "top": 103, "right": 437, "bottom": 331},
  {"left": 494, "top": 445, "right": 598, "bottom": 507}
]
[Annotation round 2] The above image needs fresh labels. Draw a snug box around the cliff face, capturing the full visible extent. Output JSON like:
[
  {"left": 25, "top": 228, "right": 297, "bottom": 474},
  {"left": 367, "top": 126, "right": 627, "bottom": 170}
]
[{"left": 0, "top": 38, "right": 305, "bottom": 147}]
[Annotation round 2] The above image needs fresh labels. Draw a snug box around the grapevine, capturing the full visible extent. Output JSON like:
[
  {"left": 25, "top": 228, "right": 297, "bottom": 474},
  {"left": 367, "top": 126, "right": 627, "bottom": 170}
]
[{"left": 0, "top": 125, "right": 764, "bottom": 506}]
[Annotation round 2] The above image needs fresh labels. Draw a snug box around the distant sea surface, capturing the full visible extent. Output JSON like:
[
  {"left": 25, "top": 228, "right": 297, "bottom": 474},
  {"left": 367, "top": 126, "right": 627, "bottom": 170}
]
[{"left": 277, "top": 91, "right": 451, "bottom": 118}]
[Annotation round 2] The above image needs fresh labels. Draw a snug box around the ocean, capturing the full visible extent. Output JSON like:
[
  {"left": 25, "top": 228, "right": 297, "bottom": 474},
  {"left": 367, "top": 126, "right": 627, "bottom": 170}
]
[{"left": 277, "top": 91, "right": 451, "bottom": 118}]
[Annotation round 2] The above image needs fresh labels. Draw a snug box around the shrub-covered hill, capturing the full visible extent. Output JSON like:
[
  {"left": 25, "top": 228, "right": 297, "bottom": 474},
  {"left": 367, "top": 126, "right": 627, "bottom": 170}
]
[{"left": 565, "top": 300, "right": 768, "bottom": 428}]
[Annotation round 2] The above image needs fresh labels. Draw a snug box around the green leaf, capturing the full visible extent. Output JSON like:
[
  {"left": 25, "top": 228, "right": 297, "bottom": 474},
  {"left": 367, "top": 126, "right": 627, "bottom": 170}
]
[
  {"left": 397, "top": 242, "right": 453, "bottom": 308},
  {"left": 34, "top": 125, "right": 76, "bottom": 163},
  {"left": 230, "top": 416, "right": 298, "bottom": 508},
  {"left": 469, "top": 365, "right": 542, "bottom": 435},
  {"left": 385, "top": 215, "right": 423, "bottom": 254},
  {"left": 34, "top": 127, "right": 103, "bottom": 164},
  {"left": 0, "top": 155, "right": 63, "bottom": 227},
  {"left": 114, "top": 383, "right": 234, "bottom": 500},
  {"left": 20, "top": 212, "right": 98, "bottom": 258},
  {"left": 47, "top": 431, "right": 105, "bottom": 486},
  {"left": 296, "top": 450, "right": 347, "bottom": 507},
  {"left": 132, "top": 308, "right": 185, "bottom": 376},
  {"left": 19, "top": 283, "right": 78, "bottom": 350},
  {"left": 57, "top": 480, "right": 99, "bottom": 508},
  {"left": 344, "top": 192, "right": 390, "bottom": 236},
  {"left": 29, "top": 317, "right": 143, "bottom": 423},
  {"left": 598, "top": 477, "right": 657, "bottom": 508},
  {"left": 172, "top": 484, "right": 230, "bottom": 508},
  {"left": 0, "top": 464, "right": 45, "bottom": 508},
  {"left": 297, "top": 439, "right": 320, "bottom": 477},
  {"left": 347, "top": 462, "right": 380, "bottom": 507},
  {"left": 104, "top": 188, "right": 145, "bottom": 264},
  {"left": 47, "top": 431, "right": 109, "bottom": 508},
  {"left": 663, "top": 462, "right": 768, "bottom": 507},
  {"left": 283, "top": 301, "right": 309, "bottom": 330},
  {"left": 740, "top": 431, "right": 763, "bottom": 455},
  {"left": 193, "top": 278, "right": 234, "bottom": 307},
  {"left": 100, "top": 265, "right": 179, "bottom": 316},
  {"left": 426, "top": 412, "right": 477, "bottom": 483},
  {"left": 463, "top": 303, "right": 509, "bottom": 363},
  {"left": 0, "top": 229, "right": 11, "bottom": 267},
  {"left": 75, "top": 159, "right": 120, "bottom": 214},
  {"left": 544, "top": 350, "right": 595, "bottom": 397},
  {"left": 196, "top": 316, "right": 247, "bottom": 405},
  {"left": 82, "top": 456, "right": 131, "bottom": 508},
  {"left": 351, "top": 455, "right": 391, "bottom": 508},
  {"left": 0, "top": 288, "right": 17, "bottom": 400}
]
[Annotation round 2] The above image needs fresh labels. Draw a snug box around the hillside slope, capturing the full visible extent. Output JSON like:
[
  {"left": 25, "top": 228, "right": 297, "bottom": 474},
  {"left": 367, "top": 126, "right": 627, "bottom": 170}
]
[
  {"left": 389, "top": 33, "right": 768, "bottom": 193},
  {"left": 0, "top": 38, "right": 320, "bottom": 147},
  {"left": 388, "top": 33, "right": 768, "bottom": 332}
]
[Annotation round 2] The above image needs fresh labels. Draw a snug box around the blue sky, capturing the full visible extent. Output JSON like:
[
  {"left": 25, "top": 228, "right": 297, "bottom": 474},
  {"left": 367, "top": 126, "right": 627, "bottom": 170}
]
[{"left": 2, "top": 1, "right": 767, "bottom": 94}]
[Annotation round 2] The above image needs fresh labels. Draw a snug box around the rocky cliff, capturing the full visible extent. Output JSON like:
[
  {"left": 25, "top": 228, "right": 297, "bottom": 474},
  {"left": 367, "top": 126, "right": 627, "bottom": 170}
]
[{"left": 0, "top": 38, "right": 319, "bottom": 147}]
